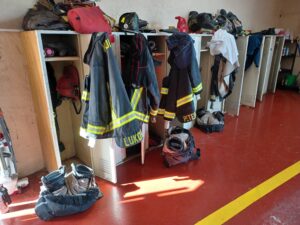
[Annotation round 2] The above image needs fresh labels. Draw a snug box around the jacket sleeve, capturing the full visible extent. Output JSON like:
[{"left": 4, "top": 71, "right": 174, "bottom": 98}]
[
  {"left": 189, "top": 49, "right": 203, "bottom": 95},
  {"left": 146, "top": 50, "right": 160, "bottom": 117}
]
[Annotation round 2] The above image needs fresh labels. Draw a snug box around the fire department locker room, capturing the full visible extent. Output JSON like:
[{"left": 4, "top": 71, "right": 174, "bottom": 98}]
[{"left": 19, "top": 30, "right": 286, "bottom": 186}]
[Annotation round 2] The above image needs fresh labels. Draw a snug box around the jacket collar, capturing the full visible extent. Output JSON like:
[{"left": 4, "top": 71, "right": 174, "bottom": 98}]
[{"left": 167, "top": 32, "right": 194, "bottom": 69}]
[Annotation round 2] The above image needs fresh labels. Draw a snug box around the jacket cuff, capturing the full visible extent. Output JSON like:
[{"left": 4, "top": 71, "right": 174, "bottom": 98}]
[
  {"left": 192, "top": 83, "right": 203, "bottom": 94},
  {"left": 150, "top": 108, "right": 158, "bottom": 117}
]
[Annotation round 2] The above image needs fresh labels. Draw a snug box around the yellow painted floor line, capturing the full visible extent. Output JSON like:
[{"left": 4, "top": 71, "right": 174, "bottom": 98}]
[{"left": 195, "top": 161, "right": 300, "bottom": 225}]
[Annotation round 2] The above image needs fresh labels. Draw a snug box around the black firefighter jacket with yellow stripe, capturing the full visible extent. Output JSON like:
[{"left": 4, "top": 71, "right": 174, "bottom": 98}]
[
  {"left": 80, "top": 32, "right": 143, "bottom": 148},
  {"left": 122, "top": 33, "right": 160, "bottom": 125},
  {"left": 158, "top": 33, "right": 202, "bottom": 123}
]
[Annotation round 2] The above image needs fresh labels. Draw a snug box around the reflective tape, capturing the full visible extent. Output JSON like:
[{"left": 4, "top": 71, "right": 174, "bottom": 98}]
[
  {"left": 86, "top": 111, "right": 137, "bottom": 135},
  {"left": 82, "top": 91, "right": 90, "bottom": 101},
  {"left": 150, "top": 109, "right": 158, "bottom": 116},
  {"left": 103, "top": 39, "right": 112, "bottom": 51},
  {"left": 131, "top": 88, "right": 143, "bottom": 110},
  {"left": 192, "top": 83, "right": 203, "bottom": 93},
  {"left": 134, "top": 111, "right": 150, "bottom": 123},
  {"left": 164, "top": 110, "right": 175, "bottom": 119},
  {"left": 160, "top": 87, "right": 169, "bottom": 95},
  {"left": 177, "top": 94, "right": 193, "bottom": 107},
  {"left": 158, "top": 108, "right": 165, "bottom": 115}
]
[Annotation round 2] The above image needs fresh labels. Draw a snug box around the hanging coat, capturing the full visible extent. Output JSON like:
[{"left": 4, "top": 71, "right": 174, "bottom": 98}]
[
  {"left": 80, "top": 32, "right": 143, "bottom": 148},
  {"left": 208, "top": 29, "right": 239, "bottom": 100},
  {"left": 158, "top": 32, "right": 203, "bottom": 123},
  {"left": 122, "top": 33, "right": 160, "bottom": 125}
]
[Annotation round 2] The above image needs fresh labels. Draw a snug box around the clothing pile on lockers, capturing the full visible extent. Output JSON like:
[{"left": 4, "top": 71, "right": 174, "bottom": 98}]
[
  {"left": 80, "top": 32, "right": 160, "bottom": 148},
  {"left": 35, "top": 163, "right": 102, "bottom": 220}
]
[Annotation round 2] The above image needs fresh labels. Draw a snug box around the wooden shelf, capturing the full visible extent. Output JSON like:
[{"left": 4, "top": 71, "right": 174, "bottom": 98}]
[{"left": 45, "top": 56, "right": 80, "bottom": 62}]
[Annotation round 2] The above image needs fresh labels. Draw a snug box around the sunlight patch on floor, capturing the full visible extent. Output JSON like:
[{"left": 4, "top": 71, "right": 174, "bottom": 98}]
[{"left": 122, "top": 176, "right": 204, "bottom": 199}]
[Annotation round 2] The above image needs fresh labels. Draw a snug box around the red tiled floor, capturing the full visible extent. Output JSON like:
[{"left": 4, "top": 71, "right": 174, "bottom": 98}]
[{"left": 1, "top": 90, "right": 300, "bottom": 225}]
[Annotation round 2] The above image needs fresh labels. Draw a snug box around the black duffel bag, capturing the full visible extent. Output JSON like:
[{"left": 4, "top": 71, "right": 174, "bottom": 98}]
[{"left": 22, "top": 3, "right": 70, "bottom": 30}]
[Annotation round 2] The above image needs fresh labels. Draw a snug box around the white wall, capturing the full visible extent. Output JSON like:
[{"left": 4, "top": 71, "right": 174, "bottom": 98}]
[
  {"left": 0, "top": 0, "right": 35, "bottom": 29},
  {"left": 99, "top": 0, "right": 282, "bottom": 32},
  {"left": 1, "top": 0, "right": 282, "bottom": 31}
]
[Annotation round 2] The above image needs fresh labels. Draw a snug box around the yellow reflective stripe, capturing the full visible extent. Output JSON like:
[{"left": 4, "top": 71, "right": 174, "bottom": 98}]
[
  {"left": 103, "top": 39, "right": 112, "bottom": 51},
  {"left": 82, "top": 91, "right": 90, "bottom": 101},
  {"left": 177, "top": 94, "right": 193, "bottom": 107},
  {"left": 158, "top": 108, "right": 165, "bottom": 115},
  {"left": 192, "top": 83, "right": 203, "bottom": 93},
  {"left": 150, "top": 109, "right": 158, "bottom": 116},
  {"left": 134, "top": 111, "right": 149, "bottom": 123},
  {"left": 164, "top": 110, "right": 175, "bottom": 119},
  {"left": 87, "top": 124, "right": 106, "bottom": 134},
  {"left": 132, "top": 88, "right": 143, "bottom": 110},
  {"left": 111, "top": 111, "right": 136, "bottom": 130},
  {"left": 130, "top": 89, "right": 139, "bottom": 105},
  {"left": 111, "top": 109, "right": 117, "bottom": 120},
  {"left": 177, "top": 97, "right": 193, "bottom": 107},
  {"left": 86, "top": 111, "right": 137, "bottom": 135},
  {"left": 160, "top": 87, "right": 168, "bottom": 95}
]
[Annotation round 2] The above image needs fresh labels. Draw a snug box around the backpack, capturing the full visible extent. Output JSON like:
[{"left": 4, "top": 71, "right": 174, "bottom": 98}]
[
  {"left": 56, "top": 65, "right": 82, "bottom": 114},
  {"left": 216, "top": 9, "right": 243, "bottom": 36},
  {"left": 162, "top": 126, "right": 200, "bottom": 167},
  {"left": 196, "top": 108, "right": 224, "bottom": 133},
  {"left": 227, "top": 12, "right": 243, "bottom": 36},
  {"left": 188, "top": 11, "right": 217, "bottom": 32},
  {"left": 67, "top": 6, "right": 112, "bottom": 36},
  {"left": 22, "top": 3, "right": 70, "bottom": 31}
]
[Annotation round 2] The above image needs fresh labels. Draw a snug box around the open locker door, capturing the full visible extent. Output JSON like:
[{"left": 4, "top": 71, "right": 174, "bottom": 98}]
[
  {"left": 22, "top": 31, "right": 62, "bottom": 172},
  {"left": 257, "top": 36, "right": 276, "bottom": 101},
  {"left": 268, "top": 36, "right": 285, "bottom": 93},
  {"left": 225, "top": 36, "right": 249, "bottom": 116},
  {"left": 79, "top": 34, "right": 118, "bottom": 183},
  {"left": 241, "top": 36, "right": 265, "bottom": 108}
]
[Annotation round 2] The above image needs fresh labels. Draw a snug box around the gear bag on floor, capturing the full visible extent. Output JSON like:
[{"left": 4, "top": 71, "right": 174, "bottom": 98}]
[
  {"left": 162, "top": 126, "right": 200, "bottom": 167},
  {"left": 195, "top": 108, "right": 224, "bottom": 133},
  {"left": 35, "top": 164, "right": 102, "bottom": 221}
]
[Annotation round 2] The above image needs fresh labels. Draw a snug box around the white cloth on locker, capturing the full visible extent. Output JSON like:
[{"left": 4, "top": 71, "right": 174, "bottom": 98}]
[{"left": 208, "top": 29, "right": 239, "bottom": 65}]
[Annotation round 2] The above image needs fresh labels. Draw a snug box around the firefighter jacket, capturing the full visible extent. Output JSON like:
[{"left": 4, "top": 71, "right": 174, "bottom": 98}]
[
  {"left": 80, "top": 33, "right": 143, "bottom": 148},
  {"left": 122, "top": 33, "right": 160, "bottom": 125},
  {"left": 158, "top": 33, "right": 203, "bottom": 123}
]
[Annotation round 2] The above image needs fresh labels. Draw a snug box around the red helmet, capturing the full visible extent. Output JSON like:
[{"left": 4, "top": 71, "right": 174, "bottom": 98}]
[{"left": 56, "top": 65, "right": 80, "bottom": 101}]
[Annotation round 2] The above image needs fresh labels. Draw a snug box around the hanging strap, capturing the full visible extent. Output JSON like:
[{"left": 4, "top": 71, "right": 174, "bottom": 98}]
[
  {"left": 72, "top": 100, "right": 82, "bottom": 115},
  {"left": 72, "top": 75, "right": 82, "bottom": 115}
]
